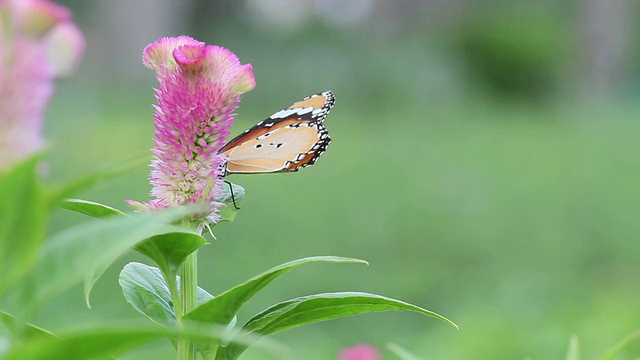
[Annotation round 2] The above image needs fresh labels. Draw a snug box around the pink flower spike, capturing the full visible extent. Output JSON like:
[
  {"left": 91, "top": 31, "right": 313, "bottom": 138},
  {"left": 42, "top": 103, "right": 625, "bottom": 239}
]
[
  {"left": 339, "top": 344, "right": 382, "bottom": 360},
  {"left": 0, "top": 0, "right": 84, "bottom": 171},
  {"left": 129, "top": 36, "right": 256, "bottom": 224}
]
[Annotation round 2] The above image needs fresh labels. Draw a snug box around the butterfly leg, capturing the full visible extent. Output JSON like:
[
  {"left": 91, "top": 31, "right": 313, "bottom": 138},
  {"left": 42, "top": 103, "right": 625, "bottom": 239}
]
[{"left": 223, "top": 180, "right": 240, "bottom": 210}]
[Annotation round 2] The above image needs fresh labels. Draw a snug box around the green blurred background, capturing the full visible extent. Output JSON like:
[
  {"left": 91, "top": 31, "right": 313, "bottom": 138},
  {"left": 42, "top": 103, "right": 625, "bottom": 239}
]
[{"left": 40, "top": 0, "right": 640, "bottom": 358}]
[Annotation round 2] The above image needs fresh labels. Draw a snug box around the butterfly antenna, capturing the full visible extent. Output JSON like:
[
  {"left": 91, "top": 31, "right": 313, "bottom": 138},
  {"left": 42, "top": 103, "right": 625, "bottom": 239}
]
[{"left": 224, "top": 180, "right": 240, "bottom": 210}]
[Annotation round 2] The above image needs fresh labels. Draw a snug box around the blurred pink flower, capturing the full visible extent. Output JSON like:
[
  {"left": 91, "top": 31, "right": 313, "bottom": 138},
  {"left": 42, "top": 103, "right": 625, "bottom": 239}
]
[
  {"left": 126, "top": 36, "right": 255, "bottom": 224},
  {"left": 339, "top": 344, "right": 382, "bottom": 360},
  {"left": 0, "top": 0, "right": 84, "bottom": 171}
]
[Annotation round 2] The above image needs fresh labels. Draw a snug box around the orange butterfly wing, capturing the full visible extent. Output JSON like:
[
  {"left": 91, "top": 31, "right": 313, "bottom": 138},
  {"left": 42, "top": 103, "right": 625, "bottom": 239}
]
[{"left": 220, "top": 91, "right": 334, "bottom": 175}]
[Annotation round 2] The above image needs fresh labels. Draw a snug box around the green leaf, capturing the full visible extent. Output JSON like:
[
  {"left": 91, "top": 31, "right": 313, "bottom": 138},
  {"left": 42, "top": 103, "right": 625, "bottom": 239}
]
[
  {"left": 134, "top": 231, "right": 207, "bottom": 284},
  {"left": 82, "top": 210, "right": 207, "bottom": 307},
  {"left": 0, "top": 156, "right": 47, "bottom": 297},
  {"left": 61, "top": 199, "right": 126, "bottom": 218},
  {"left": 119, "top": 262, "right": 177, "bottom": 328},
  {"left": 119, "top": 262, "right": 213, "bottom": 328},
  {"left": 185, "top": 257, "right": 367, "bottom": 326},
  {"left": 599, "top": 329, "right": 640, "bottom": 360},
  {"left": 0, "top": 309, "right": 55, "bottom": 341},
  {"left": 217, "top": 292, "right": 457, "bottom": 360},
  {"left": 245, "top": 292, "right": 458, "bottom": 333},
  {"left": 84, "top": 228, "right": 203, "bottom": 309},
  {"left": 1, "top": 322, "right": 286, "bottom": 360},
  {"left": 387, "top": 343, "right": 425, "bottom": 360},
  {"left": 23, "top": 208, "right": 191, "bottom": 309},
  {"left": 215, "top": 182, "right": 245, "bottom": 223}
]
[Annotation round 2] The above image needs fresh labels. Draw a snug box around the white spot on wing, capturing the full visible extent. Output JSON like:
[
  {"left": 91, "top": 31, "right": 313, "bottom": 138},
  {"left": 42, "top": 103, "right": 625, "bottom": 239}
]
[{"left": 271, "top": 107, "right": 314, "bottom": 119}]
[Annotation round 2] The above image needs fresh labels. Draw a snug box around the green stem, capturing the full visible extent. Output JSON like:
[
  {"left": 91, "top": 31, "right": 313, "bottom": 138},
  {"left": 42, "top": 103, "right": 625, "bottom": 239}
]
[
  {"left": 177, "top": 251, "right": 198, "bottom": 360},
  {"left": 167, "top": 272, "right": 182, "bottom": 325}
]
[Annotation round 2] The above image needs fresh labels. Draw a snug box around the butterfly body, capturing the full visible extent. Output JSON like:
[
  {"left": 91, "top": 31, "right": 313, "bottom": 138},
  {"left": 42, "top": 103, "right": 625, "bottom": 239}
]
[{"left": 220, "top": 91, "right": 334, "bottom": 175}]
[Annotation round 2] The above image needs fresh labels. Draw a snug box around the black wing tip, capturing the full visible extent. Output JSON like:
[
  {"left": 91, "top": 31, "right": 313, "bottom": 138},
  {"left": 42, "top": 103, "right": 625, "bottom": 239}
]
[
  {"left": 304, "top": 90, "right": 335, "bottom": 106},
  {"left": 308, "top": 90, "right": 335, "bottom": 122},
  {"left": 323, "top": 90, "right": 335, "bottom": 110}
]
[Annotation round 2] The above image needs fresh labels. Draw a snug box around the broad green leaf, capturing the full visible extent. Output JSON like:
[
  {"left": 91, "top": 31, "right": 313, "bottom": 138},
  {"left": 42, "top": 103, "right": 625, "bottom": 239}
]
[
  {"left": 119, "top": 262, "right": 213, "bottom": 328},
  {"left": 24, "top": 208, "right": 190, "bottom": 309},
  {"left": 0, "top": 156, "right": 47, "bottom": 297},
  {"left": 217, "top": 292, "right": 457, "bottom": 360},
  {"left": 0, "top": 310, "right": 55, "bottom": 341},
  {"left": 565, "top": 335, "right": 579, "bottom": 360},
  {"left": 134, "top": 231, "right": 207, "bottom": 282},
  {"left": 83, "top": 214, "right": 207, "bottom": 307},
  {"left": 1, "top": 326, "right": 158, "bottom": 360},
  {"left": 1, "top": 322, "right": 286, "bottom": 360},
  {"left": 185, "top": 257, "right": 367, "bottom": 326},
  {"left": 245, "top": 292, "right": 458, "bottom": 333},
  {"left": 215, "top": 182, "right": 245, "bottom": 223},
  {"left": 119, "top": 262, "right": 177, "bottom": 328},
  {"left": 600, "top": 329, "right": 640, "bottom": 360},
  {"left": 84, "top": 230, "right": 202, "bottom": 308},
  {"left": 61, "top": 200, "right": 127, "bottom": 307},
  {"left": 387, "top": 343, "right": 424, "bottom": 360},
  {"left": 120, "top": 262, "right": 216, "bottom": 355},
  {"left": 61, "top": 199, "right": 125, "bottom": 218}
]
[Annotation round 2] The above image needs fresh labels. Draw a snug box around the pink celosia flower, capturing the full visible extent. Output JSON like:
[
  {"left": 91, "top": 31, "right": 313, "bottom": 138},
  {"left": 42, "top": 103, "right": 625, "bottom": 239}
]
[
  {"left": 0, "top": 0, "right": 84, "bottom": 171},
  {"left": 339, "top": 344, "right": 382, "bottom": 360},
  {"left": 126, "top": 36, "right": 255, "bottom": 224}
]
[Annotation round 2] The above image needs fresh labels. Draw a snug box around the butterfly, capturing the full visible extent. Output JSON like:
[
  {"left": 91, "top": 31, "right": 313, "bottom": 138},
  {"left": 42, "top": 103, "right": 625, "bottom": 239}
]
[{"left": 219, "top": 90, "right": 334, "bottom": 175}]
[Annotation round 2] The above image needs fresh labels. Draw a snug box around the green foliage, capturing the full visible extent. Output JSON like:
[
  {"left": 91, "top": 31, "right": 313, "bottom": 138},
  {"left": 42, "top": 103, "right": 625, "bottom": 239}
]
[
  {"left": 22, "top": 208, "right": 192, "bottom": 308},
  {"left": 0, "top": 157, "right": 47, "bottom": 297},
  {"left": 242, "top": 292, "right": 456, "bottom": 335},
  {"left": 218, "top": 292, "right": 457, "bottom": 360},
  {"left": 116, "top": 253, "right": 454, "bottom": 360},
  {"left": 61, "top": 199, "right": 125, "bottom": 218},
  {"left": 119, "top": 262, "right": 213, "bottom": 327},
  {"left": 1, "top": 323, "right": 284, "bottom": 360},
  {"left": 135, "top": 232, "right": 207, "bottom": 287},
  {"left": 182, "top": 256, "right": 369, "bottom": 358},
  {"left": 0, "top": 310, "right": 55, "bottom": 341},
  {"left": 2, "top": 325, "right": 162, "bottom": 360}
]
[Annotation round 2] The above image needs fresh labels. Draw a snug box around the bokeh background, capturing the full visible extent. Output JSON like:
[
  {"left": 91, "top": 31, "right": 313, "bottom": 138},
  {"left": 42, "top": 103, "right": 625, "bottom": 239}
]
[{"left": 41, "top": 0, "right": 640, "bottom": 359}]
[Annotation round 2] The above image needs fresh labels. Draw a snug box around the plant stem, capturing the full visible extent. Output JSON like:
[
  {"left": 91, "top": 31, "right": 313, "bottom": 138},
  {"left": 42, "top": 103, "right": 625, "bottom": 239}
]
[{"left": 177, "top": 250, "right": 198, "bottom": 360}]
